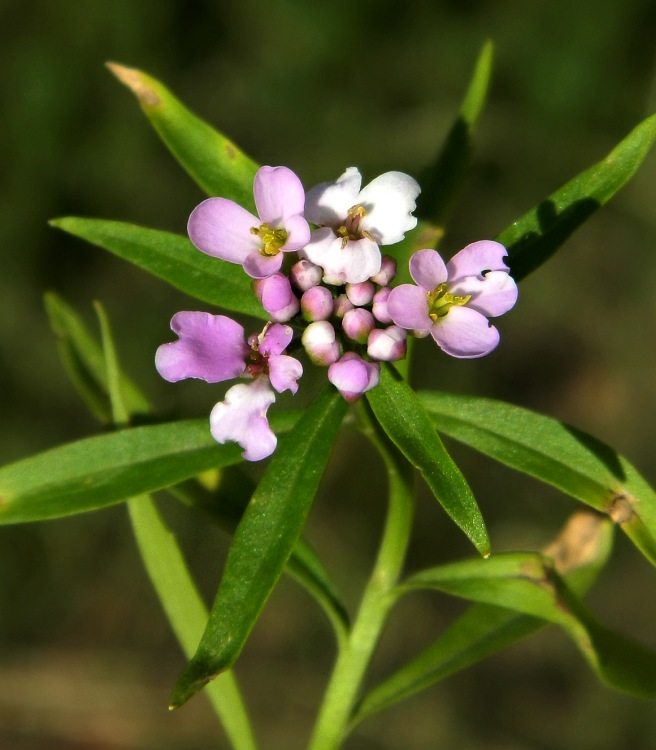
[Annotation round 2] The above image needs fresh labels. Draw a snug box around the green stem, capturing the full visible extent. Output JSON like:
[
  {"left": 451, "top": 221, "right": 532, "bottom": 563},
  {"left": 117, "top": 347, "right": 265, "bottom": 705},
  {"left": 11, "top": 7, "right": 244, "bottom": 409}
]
[{"left": 307, "top": 408, "right": 414, "bottom": 750}]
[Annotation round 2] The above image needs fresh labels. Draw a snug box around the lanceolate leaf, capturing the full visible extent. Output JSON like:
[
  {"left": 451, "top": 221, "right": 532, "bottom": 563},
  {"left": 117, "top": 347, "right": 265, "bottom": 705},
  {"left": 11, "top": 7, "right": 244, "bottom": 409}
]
[
  {"left": 106, "top": 62, "right": 259, "bottom": 208},
  {"left": 395, "top": 551, "right": 656, "bottom": 698},
  {"left": 170, "top": 388, "right": 347, "bottom": 708},
  {"left": 420, "top": 392, "right": 656, "bottom": 566},
  {"left": 354, "top": 510, "right": 613, "bottom": 724},
  {"left": 50, "top": 218, "right": 265, "bottom": 319},
  {"left": 416, "top": 40, "right": 494, "bottom": 227},
  {"left": 367, "top": 365, "right": 490, "bottom": 557},
  {"left": 0, "top": 415, "right": 297, "bottom": 524},
  {"left": 497, "top": 113, "right": 656, "bottom": 281}
]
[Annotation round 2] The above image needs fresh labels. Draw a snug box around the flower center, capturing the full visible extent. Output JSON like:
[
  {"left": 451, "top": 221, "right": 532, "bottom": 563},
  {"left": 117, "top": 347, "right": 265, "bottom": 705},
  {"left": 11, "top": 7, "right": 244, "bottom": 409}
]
[
  {"left": 336, "top": 204, "right": 375, "bottom": 248},
  {"left": 427, "top": 283, "right": 471, "bottom": 321},
  {"left": 251, "top": 223, "right": 288, "bottom": 256}
]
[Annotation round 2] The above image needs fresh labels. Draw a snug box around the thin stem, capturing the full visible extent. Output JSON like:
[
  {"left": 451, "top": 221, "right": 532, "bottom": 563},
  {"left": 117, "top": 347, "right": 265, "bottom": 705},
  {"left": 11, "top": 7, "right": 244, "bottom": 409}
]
[{"left": 307, "top": 407, "right": 414, "bottom": 750}]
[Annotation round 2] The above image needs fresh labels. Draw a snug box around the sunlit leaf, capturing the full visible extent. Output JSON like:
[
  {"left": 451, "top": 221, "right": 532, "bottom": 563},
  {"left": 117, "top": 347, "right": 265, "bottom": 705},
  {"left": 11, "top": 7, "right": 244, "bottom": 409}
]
[
  {"left": 498, "top": 113, "right": 656, "bottom": 280},
  {"left": 354, "top": 510, "right": 613, "bottom": 724},
  {"left": 0, "top": 415, "right": 297, "bottom": 524},
  {"left": 50, "top": 218, "right": 265, "bottom": 318},
  {"left": 107, "top": 62, "right": 259, "bottom": 208},
  {"left": 170, "top": 387, "right": 347, "bottom": 708},
  {"left": 367, "top": 365, "right": 490, "bottom": 557},
  {"left": 420, "top": 391, "right": 656, "bottom": 566}
]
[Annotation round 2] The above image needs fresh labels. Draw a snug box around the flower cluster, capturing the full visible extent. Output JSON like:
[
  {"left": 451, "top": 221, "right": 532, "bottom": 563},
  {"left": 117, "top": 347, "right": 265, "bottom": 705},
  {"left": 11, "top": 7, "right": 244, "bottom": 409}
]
[{"left": 156, "top": 165, "right": 517, "bottom": 460}]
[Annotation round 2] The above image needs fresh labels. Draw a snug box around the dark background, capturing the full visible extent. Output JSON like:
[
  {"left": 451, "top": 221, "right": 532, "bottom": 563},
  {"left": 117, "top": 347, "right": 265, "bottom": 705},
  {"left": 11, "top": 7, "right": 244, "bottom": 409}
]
[{"left": 1, "top": 1, "right": 655, "bottom": 748}]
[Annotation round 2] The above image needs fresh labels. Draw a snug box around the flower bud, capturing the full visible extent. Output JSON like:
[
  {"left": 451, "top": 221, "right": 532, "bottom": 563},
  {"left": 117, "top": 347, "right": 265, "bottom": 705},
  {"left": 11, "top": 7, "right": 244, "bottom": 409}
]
[
  {"left": 328, "top": 353, "right": 380, "bottom": 402},
  {"left": 301, "top": 321, "right": 340, "bottom": 366},
  {"left": 253, "top": 273, "right": 299, "bottom": 322},
  {"left": 370, "top": 255, "right": 397, "bottom": 286},
  {"left": 290, "top": 259, "right": 323, "bottom": 292},
  {"left": 333, "top": 293, "right": 354, "bottom": 318},
  {"left": 372, "top": 287, "right": 392, "bottom": 324},
  {"left": 346, "top": 281, "right": 375, "bottom": 307},
  {"left": 342, "top": 308, "right": 375, "bottom": 343},
  {"left": 301, "top": 285, "right": 334, "bottom": 321},
  {"left": 367, "top": 325, "right": 407, "bottom": 362}
]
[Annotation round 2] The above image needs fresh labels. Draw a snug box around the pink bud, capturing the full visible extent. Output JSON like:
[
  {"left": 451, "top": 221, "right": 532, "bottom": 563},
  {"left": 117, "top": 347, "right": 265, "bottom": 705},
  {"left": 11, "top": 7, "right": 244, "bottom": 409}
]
[
  {"left": 301, "top": 285, "right": 334, "bottom": 321},
  {"left": 253, "top": 274, "right": 299, "bottom": 322},
  {"left": 370, "top": 255, "right": 397, "bottom": 286},
  {"left": 372, "top": 287, "right": 392, "bottom": 324},
  {"left": 333, "top": 293, "right": 354, "bottom": 319},
  {"left": 290, "top": 259, "right": 323, "bottom": 292},
  {"left": 346, "top": 281, "right": 375, "bottom": 307},
  {"left": 328, "top": 353, "right": 380, "bottom": 402},
  {"left": 367, "top": 325, "right": 407, "bottom": 362},
  {"left": 342, "top": 308, "right": 375, "bottom": 343},
  {"left": 301, "top": 321, "right": 340, "bottom": 366}
]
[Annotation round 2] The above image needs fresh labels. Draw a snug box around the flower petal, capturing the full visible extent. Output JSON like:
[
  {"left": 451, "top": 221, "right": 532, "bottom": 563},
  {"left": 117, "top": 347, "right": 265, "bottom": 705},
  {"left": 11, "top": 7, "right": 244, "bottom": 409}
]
[
  {"left": 188, "top": 198, "right": 260, "bottom": 263},
  {"left": 268, "top": 354, "right": 303, "bottom": 394},
  {"left": 409, "top": 249, "right": 448, "bottom": 291},
  {"left": 358, "top": 171, "right": 420, "bottom": 245},
  {"left": 387, "top": 284, "right": 433, "bottom": 330},
  {"left": 210, "top": 377, "right": 277, "bottom": 461},
  {"left": 254, "top": 166, "right": 306, "bottom": 223},
  {"left": 259, "top": 323, "right": 294, "bottom": 356},
  {"left": 430, "top": 306, "right": 500, "bottom": 359},
  {"left": 450, "top": 270, "right": 519, "bottom": 317},
  {"left": 243, "top": 251, "right": 284, "bottom": 279},
  {"left": 304, "top": 167, "right": 362, "bottom": 227},
  {"left": 282, "top": 212, "right": 312, "bottom": 252},
  {"left": 155, "top": 312, "right": 248, "bottom": 383},
  {"left": 446, "top": 240, "right": 510, "bottom": 281}
]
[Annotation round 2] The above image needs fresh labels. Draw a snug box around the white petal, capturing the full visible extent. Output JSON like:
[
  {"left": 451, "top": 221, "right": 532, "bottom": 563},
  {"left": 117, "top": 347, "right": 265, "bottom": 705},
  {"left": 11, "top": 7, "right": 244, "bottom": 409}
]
[
  {"left": 358, "top": 171, "right": 420, "bottom": 245},
  {"left": 304, "top": 167, "right": 362, "bottom": 227}
]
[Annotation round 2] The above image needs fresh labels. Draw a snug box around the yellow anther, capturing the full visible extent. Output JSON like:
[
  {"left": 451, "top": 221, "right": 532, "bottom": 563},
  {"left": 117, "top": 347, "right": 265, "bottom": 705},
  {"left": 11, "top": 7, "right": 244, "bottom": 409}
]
[
  {"left": 427, "top": 283, "right": 471, "bottom": 319},
  {"left": 251, "top": 223, "right": 288, "bottom": 256}
]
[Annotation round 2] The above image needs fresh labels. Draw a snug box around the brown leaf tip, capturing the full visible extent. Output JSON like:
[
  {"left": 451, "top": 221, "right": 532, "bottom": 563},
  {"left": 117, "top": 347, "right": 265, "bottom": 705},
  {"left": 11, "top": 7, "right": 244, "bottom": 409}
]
[{"left": 106, "top": 62, "right": 161, "bottom": 108}]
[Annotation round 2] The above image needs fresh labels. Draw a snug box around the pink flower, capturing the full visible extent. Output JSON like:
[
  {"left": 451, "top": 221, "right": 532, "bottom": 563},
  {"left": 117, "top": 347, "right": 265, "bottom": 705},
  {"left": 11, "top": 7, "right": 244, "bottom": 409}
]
[
  {"left": 156, "top": 314, "right": 302, "bottom": 460},
  {"left": 302, "top": 167, "right": 420, "bottom": 285},
  {"left": 188, "top": 166, "right": 311, "bottom": 279},
  {"left": 387, "top": 241, "right": 518, "bottom": 358}
]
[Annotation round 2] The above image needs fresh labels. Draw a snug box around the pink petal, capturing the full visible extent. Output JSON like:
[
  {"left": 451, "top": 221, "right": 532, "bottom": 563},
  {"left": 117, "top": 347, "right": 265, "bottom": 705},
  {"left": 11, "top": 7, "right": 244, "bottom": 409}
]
[
  {"left": 446, "top": 240, "right": 509, "bottom": 281},
  {"left": 260, "top": 323, "right": 294, "bottom": 356},
  {"left": 358, "top": 171, "right": 420, "bottom": 245},
  {"left": 243, "top": 251, "right": 284, "bottom": 279},
  {"left": 387, "top": 284, "right": 432, "bottom": 330},
  {"left": 268, "top": 354, "right": 303, "bottom": 394},
  {"left": 430, "top": 306, "right": 500, "bottom": 359},
  {"left": 253, "top": 274, "right": 296, "bottom": 314},
  {"left": 254, "top": 166, "right": 306, "bottom": 223},
  {"left": 450, "top": 270, "right": 518, "bottom": 318},
  {"left": 282, "top": 212, "right": 311, "bottom": 252},
  {"left": 304, "top": 167, "right": 362, "bottom": 227},
  {"left": 210, "top": 377, "right": 277, "bottom": 461},
  {"left": 155, "top": 312, "right": 247, "bottom": 383},
  {"left": 188, "top": 198, "right": 260, "bottom": 263},
  {"left": 409, "top": 249, "right": 448, "bottom": 291}
]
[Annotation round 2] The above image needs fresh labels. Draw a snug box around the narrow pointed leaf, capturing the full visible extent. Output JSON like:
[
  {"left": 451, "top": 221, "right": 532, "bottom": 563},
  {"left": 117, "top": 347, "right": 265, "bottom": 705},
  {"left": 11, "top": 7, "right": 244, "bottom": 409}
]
[
  {"left": 170, "top": 388, "right": 347, "bottom": 708},
  {"left": 498, "top": 113, "right": 656, "bottom": 281},
  {"left": 416, "top": 40, "right": 494, "bottom": 226},
  {"left": 354, "top": 510, "right": 613, "bottom": 724},
  {"left": 129, "top": 496, "right": 258, "bottom": 750},
  {"left": 45, "top": 292, "right": 150, "bottom": 422},
  {"left": 396, "top": 551, "right": 656, "bottom": 698},
  {"left": 420, "top": 391, "right": 656, "bottom": 566},
  {"left": 107, "top": 62, "right": 259, "bottom": 208},
  {"left": 50, "top": 218, "right": 265, "bottom": 318},
  {"left": 366, "top": 365, "right": 489, "bottom": 556},
  {"left": 0, "top": 414, "right": 298, "bottom": 524}
]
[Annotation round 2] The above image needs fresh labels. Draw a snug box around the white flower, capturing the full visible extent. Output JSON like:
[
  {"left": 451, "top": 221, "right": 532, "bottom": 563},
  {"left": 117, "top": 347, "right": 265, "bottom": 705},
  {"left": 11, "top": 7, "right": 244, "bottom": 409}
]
[{"left": 302, "top": 167, "right": 420, "bottom": 285}]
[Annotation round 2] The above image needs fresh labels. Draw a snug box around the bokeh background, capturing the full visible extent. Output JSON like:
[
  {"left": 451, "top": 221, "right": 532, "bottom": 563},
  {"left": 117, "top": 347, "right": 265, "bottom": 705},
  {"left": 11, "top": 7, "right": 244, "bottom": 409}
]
[{"left": 1, "top": 0, "right": 656, "bottom": 748}]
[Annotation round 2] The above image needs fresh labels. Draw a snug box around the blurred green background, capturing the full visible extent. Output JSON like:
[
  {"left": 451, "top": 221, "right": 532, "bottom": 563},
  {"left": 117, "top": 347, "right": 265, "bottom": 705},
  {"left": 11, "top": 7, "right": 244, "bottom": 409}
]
[{"left": 1, "top": 0, "right": 656, "bottom": 748}]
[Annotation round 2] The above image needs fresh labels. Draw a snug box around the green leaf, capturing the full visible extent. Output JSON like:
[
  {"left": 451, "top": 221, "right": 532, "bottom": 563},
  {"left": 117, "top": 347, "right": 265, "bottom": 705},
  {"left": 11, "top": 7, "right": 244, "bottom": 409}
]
[
  {"left": 50, "top": 218, "right": 265, "bottom": 318},
  {"left": 498, "top": 113, "right": 656, "bottom": 281},
  {"left": 44, "top": 292, "right": 150, "bottom": 422},
  {"left": 106, "top": 62, "right": 259, "bottom": 207},
  {"left": 0, "top": 416, "right": 295, "bottom": 524},
  {"left": 129, "top": 495, "right": 258, "bottom": 750},
  {"left": 170, "top": 387, "right": 347, "bottom": 708},
  {"left": 395, "top": 550, "right": 656, "bottom": 698},
  {"left": 353, "top": 510, "right": 613, "bottom": 724},
  {"left": 420, "top": 391, "right": 656, "bottom": 566},
  {"left": 416, "top": 40, "right": 494, "bottom": 227},
  {"left": 366, "top": 365, "right": 490, "bottom": 557}
]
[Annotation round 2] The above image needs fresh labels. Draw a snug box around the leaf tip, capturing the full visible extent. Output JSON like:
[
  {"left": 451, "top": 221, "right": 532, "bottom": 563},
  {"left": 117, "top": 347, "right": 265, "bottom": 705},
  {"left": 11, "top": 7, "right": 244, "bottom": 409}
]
[{"left": 106, "top": 61, "right": 161, "bottom": 108}]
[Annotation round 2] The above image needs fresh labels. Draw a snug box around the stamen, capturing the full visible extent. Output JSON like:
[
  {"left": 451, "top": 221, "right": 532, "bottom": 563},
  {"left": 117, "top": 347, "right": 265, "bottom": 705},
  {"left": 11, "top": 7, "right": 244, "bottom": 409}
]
[
  {"left": 251, "top": 223, "right": 288, "bottom": 256},
  {"left": 427, "top": 283, "right": 471, "bottom": 320}
]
